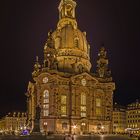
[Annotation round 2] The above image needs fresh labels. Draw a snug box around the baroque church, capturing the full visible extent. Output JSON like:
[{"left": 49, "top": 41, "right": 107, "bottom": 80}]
[{"left": 26, "top": 0, "right": 115, "bottom": 134}]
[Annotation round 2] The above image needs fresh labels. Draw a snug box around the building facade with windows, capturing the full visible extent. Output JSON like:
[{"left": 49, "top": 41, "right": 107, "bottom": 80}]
[
  {"left": 112, "top": 103, "right": 126, "bottom": 134},
  {"left": 126, "top": 100, "right": 140, "bottom": 136},
  {"left": 0, "top": 112, "right": 27, "bottom": 132},
  {"left": 26, "top": 0, "right": 115, "bottom": 134}
]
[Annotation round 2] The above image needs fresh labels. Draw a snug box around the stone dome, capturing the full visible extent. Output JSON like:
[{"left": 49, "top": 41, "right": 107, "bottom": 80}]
[
  {"left": 52, "top": 23, "right": 91, "bottom": 73},
  {"left": 43, "top": 0, "right": 92, "bottom": 73}
]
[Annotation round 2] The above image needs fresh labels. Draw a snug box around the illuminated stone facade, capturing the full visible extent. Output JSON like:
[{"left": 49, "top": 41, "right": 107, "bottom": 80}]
[
  {"left": 0, "top": 112, "right": 27, "bottom": 131},
  {"left": 126, "top": 100, "right": 140, "bottom": 136},
  {"left": 26, "top": 0, "right": 115, "bottom": 134},
  {"left": 112, "top": 103, "right": 126, "bottom": 134}
]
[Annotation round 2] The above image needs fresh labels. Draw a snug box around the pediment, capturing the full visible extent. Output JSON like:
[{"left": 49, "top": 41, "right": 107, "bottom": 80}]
[
  {"left": 71, "top": 72, "right": 98, "bottom": 86},
  {"left": 36, "top": 72, "right": 69, "bottom": 85}
]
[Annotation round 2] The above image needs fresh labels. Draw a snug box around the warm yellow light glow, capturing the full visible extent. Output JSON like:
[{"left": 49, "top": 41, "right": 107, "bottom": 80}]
[
  {"left": 96, "top": 108, "right": 101, "bottom": 115},
  {"left": 61, "top": 95, "right": 66, "bottom": 104},
  {"left": 101, "top": 126, "right": 104, "bottom": 129},
  {"left": 96, "top": 98, "right": 101, "bottom": 107},
  {"left": 73, "top": 125, "right": 77, "bottom": 129},
  {"left": 81, "top": 93, "right": 86, "bottom": 105}
]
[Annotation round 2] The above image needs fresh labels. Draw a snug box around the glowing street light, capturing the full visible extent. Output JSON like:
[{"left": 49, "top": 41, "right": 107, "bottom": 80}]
[
  {"left": 72, "top": 125, "right": 77, "bottom": 134},
  {"left": 73, "top": 125, "right": 77, "bottom": 129},
  {"left": 101, "top": 126, "right": 104, "bottom": 129}
]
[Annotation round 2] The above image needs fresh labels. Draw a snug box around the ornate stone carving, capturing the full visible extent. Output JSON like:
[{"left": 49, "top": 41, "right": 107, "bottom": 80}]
[{"left": 96, "top": 47, "right": 111, "bottom": 78}]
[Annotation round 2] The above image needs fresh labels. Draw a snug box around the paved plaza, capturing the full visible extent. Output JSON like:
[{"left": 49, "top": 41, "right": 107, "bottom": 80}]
[{"left": 0, "top": 135, "right": 138, "bottom": 140}]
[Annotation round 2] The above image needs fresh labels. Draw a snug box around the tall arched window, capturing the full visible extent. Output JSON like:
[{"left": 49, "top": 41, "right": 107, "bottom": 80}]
[
  {"left": 81, "top": 93, "right": 86, "bottom": 117},
  {"left": 43, "top": 90, "right": 49, "bottom": 116}
]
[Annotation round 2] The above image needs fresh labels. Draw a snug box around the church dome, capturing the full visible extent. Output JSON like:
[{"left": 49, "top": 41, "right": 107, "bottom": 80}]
[
  {"left": 53, "top": 24, "right": 89, "bottom": 53},
  {"left": 44, "top": 0, "right": 92, "bottom": 73},
  {"left": 52, "top": 24, "right": 91, "bottom": 73}
]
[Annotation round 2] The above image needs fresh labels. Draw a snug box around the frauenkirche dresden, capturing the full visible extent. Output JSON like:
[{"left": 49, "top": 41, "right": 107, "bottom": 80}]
[{"left": 26, "top": 0, "right": 115, "bottom": 134}]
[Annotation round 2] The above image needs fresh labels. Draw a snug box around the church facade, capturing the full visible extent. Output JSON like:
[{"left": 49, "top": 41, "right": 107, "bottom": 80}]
[{"left": 26, "top": 0, "right": 115, "bottom": 134}]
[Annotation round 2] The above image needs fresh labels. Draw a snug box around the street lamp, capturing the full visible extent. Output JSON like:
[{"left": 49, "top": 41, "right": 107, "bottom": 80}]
[
  {"left": 101, "top": 126, "right": 104, "bottom": 134},
  {"left": 101, "top": 126, "right": 104, "bottom": 129},
  {"left": 72, "top": 125, "right": 77, "bottom": 134}
]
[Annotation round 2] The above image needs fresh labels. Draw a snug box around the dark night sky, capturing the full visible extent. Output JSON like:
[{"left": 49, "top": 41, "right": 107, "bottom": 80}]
[{"left": 0, "top": 0, "right": 140, "bottom": 117}]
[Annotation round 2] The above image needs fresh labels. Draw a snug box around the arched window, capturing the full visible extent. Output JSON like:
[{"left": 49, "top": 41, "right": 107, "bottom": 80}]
[
  {"left": 43, "top": 90, "right": 49, "bottom": 98},
  {"left": 74, "top": 37, "right": 79, "bottom": 48},
  {"left": 43, "top": 90, "right": 49, "bottom": 116}
]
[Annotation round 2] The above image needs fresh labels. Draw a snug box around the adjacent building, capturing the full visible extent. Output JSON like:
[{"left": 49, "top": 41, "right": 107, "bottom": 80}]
[
  {"left": 112, "top": 103, "right": 126, "bottom": 134},
  {"left": 126, "top": 100, "right": 140, "bottom": 136},
  {"left": 0, "top": 112, "right": 27, "bottom": 131},
  {"left": 26, "top": 0, "right": 115, "bottom": 134}
]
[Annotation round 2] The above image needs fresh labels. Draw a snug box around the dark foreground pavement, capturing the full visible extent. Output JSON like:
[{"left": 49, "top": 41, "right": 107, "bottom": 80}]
[{"left": 0, "top": 135, "right": 138, "bottom": 140}]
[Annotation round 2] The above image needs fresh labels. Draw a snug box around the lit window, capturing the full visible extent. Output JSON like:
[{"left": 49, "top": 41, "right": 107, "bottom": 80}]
[
  {"left": 43, "top": 90, "right": 49, "bottom": 116},
  {"left": 44, "top": 99, "right": 49, "bottom": 104},
  {"left": 81, "top": 112, "right": 86, "bottom": 117},
  {"left": 96, "top": 98, "right": 101, "bottom": 107},
  {"left": 43, "top": 90, "right": 49, "bottom": 98},
  {"left": 61, "top": 95, "right": 67, "bottom": 116},
  {"left": 96, "top": 108, "right": 101, "bottom": 115},
  {"left": 81, "top": 93, "right": 86, "bottom": 117},
  {"left": 81, "top": 93, "right": 86, "bottom": 105},
  {"left": 43, "top": 104, "right": 49, "bottom": 109},
  {"left": 43, "top": 110, "right": 49, "bottom": 116},
  {"left": 61, "top": 95, "right": 66, "bottom": 104},
  {"left": 81, "top": 106, "right": 86, "bottom": 111},
  {"left": 61, "top": 106, "right": 66, "bottom": 116}
]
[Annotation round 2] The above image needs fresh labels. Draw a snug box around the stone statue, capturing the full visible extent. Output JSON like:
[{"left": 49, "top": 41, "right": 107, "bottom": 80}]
[{"left": 36, "top": 105, "right": 41, "bottom": 120}]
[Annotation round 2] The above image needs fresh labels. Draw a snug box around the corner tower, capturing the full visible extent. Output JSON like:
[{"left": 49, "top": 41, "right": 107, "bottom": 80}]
[{"left": 44, "top": 0, "right": 91, "bottom": 73}]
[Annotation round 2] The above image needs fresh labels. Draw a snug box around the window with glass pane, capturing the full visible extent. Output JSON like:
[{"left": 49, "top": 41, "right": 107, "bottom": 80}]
[
  {"left": 61, "top": 106, "right": 66, "bottom": 116},
  {"left": 96, "top": 98, "right": 101, "bottom": 107},
  {"left": 43, "top": 110, "right": 49, "bottom": 116},
  {"left": 43, "top": 90, "right": 49, "bottom": 98},
  {"left": 43, "top": 90, "right": 49, "bottom": 116},
  {"left": 44, "top": 99, "right": 49, "bottom": 104},
  {"left": 61, "top": 95, "right": 66, "bottom": 104},
  {"left": 81, "top": 112, "right": 86, "bottom": 117},
  {"left": 43, "top": 104, "right": 49, "bottom": 109},
  {"left": 96, "top": 108, "right": 101, "bottom": 115},
  {"left": 81, "top": 93, "right": 86, "bottom": 105},
  {"left": 81, "top": 106, "right": 86, "bottom": 111}
]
